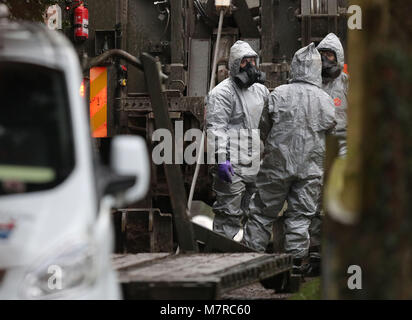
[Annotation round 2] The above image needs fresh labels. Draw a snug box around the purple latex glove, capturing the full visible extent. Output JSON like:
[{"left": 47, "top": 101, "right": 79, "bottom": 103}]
[{"left": 218, "top": 160, "right": 235, "bottom": 183}]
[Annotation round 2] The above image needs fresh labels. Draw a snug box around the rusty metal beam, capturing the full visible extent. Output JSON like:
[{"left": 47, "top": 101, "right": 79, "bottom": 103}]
[
  {"left": 83, "top": 49, "right": 144, "bottom": 71},
  {"left": 261, "top": 0, "right": 274, "bottom": 63},
  {"left": 170, "top": 0, "right": 185, "bottom": 64},
  {"left": 140, "top": 53, "right": 198, "bottom": 253},
  {"left": 232, "top": 0, "right": 260, "bottom": 38}
]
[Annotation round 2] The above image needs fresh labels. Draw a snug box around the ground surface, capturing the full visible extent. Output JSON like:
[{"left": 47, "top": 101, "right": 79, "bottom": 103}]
[
  {"left": 221, "top": 282, "right": 292, "bottom": 300},
  {"left": 221, "top": 277, "right": 320, "bottom": 300}
]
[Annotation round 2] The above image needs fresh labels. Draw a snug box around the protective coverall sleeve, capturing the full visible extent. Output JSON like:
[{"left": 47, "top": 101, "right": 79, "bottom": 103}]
[
  {"left": 206, "top": 87, "right": 233, "bottom": 162},
  {"left": 332, "top": 74, "right": 349, "bottom": 156},
  {"left": 258, "top": 97, "right": 272, "bottom": 143},
  {"left": 319, "top": 96, "right": 337, "bottom": 133},
  {"left": 260, "top": 90, "right": 281, "bottom": 142}
]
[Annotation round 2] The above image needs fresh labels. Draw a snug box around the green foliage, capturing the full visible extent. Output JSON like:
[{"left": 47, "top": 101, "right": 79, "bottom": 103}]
[{"left": 289, "top": 278, "right": 321, "bottom": 300}]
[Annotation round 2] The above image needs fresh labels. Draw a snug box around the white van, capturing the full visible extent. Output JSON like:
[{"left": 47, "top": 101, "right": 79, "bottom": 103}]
[{"left": 0, "top": 6, "right": 150, "bottom": 299}]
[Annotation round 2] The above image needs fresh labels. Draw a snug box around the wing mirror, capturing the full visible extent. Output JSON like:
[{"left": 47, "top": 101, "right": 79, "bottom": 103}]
[{"left": 109, "top": 135, "right": 150, "bottom": 205}]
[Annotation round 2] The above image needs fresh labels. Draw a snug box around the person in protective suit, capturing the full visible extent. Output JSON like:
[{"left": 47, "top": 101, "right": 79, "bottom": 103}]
[
  {"left": 242, "top": 43, "right": 336, "bottom": 271},
  {"left": 317, "top": 33, "right": 348, "bottom": 157},
  {"left": 206, "top": 40, "right": 269, "bottom": 240},
  {"left": 308, "top": 33, "right": 349, "bottom": 275}
]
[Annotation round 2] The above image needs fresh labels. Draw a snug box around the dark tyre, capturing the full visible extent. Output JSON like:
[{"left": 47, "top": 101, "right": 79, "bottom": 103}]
[{"left": 260, "top": 271, "right": 290, "bottom": 293}]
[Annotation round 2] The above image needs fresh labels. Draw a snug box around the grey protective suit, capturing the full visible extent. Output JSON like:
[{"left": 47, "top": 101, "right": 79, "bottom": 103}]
[
  {"left": 242, "top": 43, "right": 336, "bottom": 258},
  {"left": 317, "top": 33, "right": 349, "bottom": 157},
  {"left": 206, "top": 40, "right": 269, "bottom": 239},
  {"left": 310, "top": 33, "right": 349, "bottom": 248}
]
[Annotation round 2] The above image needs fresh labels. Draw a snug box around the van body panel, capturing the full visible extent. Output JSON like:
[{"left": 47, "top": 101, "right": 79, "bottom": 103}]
[{"left": 0, "top": 18, "right": 120, "bottom": 299}]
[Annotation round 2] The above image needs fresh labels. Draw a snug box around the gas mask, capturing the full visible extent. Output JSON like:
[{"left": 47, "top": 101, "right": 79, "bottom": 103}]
[
  {"left": 321, "top": 54, "right": 342, "bottom": 82},
  {"left": 233, "top": 62, "right": 266, "bottom": 89}
]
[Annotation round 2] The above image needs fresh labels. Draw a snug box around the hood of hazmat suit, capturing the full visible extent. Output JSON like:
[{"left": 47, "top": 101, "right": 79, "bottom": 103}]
[
  {"left": 206, "top": 40, "right": 269, "bottom": 177},
  {"left": 317, "top": 33, "right": 349, "bottom": 156},
  {"left": 317, "top": 32, "right": 345, "bottom": 71},
  {"left": 242, "top": 43, "right": 336, "bottom": 256},
  {"left": 228, "top": 40, "right": 260, "bottom": 78},
  {"left": 289, "top": 43, "right": 323, "bottom": 88},
  {"left": 229, "top": 41, "right": 265, "bottom": 88}
]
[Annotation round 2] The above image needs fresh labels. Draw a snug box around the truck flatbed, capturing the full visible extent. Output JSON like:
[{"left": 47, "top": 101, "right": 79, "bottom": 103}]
[{"left": 114, "top": 253, "right": 293, "bottom": 299}]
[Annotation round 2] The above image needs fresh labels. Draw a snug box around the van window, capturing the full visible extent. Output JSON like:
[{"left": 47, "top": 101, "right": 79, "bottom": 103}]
[{"left": 0, "top": 62, "right": 75, "bottom": 195}]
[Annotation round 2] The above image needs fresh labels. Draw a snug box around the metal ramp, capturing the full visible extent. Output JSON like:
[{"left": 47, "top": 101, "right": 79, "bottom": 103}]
[{"left": 114, "top": 253, "right": 293, "bottom": 300}]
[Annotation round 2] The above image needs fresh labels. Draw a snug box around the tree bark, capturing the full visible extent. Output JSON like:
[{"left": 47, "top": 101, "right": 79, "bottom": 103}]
[{"left": 323, "top": 0, "right": 412, "bottom": 299}]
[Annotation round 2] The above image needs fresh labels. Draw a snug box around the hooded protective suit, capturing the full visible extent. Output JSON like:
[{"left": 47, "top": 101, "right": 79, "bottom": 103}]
[
  {"left": 317, "top": 33, "right": 348, "bottom": 157},
  {"left": 242, "top": 43, "right": 336, "bottom": 258},
  {"left": 309, "top": 33, "right": 349, "bottom": 250},
  {"left": 206, "top": 40, "right": 269, "bottom": 239}
]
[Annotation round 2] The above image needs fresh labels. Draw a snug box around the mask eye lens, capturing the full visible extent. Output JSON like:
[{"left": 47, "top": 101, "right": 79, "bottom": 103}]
[
  {"left": 321, "top": 51, "right": 335, "bottom": 61},
  {"left": 241, "top": 58, "right": 256, "bottom": 68}
]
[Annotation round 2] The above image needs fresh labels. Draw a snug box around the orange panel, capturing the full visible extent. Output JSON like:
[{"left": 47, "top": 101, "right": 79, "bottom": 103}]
[{"left": 89, "top": 67, "right": 107, "bottom": 138}]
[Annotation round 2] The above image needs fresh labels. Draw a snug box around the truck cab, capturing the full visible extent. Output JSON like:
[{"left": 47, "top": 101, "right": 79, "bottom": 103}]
[{"left": 0, "top": 5, "right": 150, "bottom": 299}]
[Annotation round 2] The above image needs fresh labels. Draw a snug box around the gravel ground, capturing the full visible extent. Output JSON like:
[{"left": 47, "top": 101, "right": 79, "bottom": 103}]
[
  {"left": 221, "top": 282, "right": 293, "bottom": 300},
  {"left": 221, "top": 277, "right": 319, "bottom": 300}
]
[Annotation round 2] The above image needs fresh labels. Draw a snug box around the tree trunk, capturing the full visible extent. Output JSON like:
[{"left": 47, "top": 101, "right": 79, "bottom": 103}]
[{"left": 323, "top": 0, "right": 412, "bottom": 299}]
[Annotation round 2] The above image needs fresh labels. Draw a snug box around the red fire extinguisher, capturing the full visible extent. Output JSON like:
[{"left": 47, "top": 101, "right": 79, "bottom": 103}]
[{"left": 74, "top": 4, "right": 88, "bottom": 41}]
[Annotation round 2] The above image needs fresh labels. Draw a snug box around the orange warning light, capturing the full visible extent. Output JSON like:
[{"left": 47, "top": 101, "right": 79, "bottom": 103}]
[{"left": 80, "top": 80, "right": 85, "bottom": 98}]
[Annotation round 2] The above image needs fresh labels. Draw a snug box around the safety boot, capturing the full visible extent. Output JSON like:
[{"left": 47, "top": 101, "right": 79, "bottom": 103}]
[{"left": 305, "top": 251, "right": 321, "bottom": 277}]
